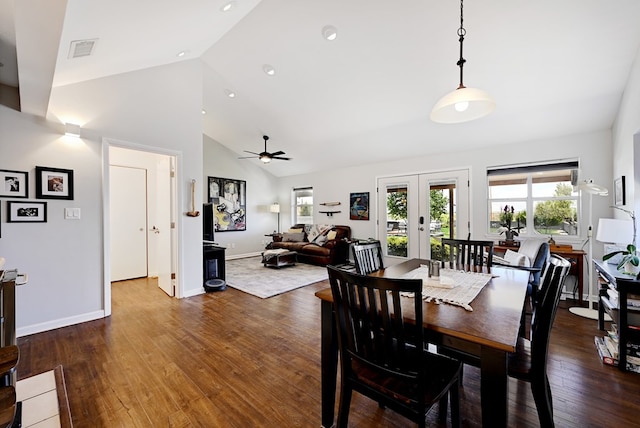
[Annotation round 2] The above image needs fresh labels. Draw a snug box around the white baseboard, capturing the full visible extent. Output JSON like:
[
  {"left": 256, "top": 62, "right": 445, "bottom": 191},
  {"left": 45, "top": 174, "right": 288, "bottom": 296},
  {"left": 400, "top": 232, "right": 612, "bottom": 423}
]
[{"left": 17, "top": 310, "right": 106, "bottom": 338}]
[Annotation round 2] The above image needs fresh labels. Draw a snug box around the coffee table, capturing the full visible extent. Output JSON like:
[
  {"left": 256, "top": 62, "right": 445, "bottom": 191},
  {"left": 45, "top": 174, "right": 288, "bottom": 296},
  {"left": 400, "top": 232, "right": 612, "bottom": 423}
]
[{"left": 262, "top": 250, "right": 297, "bottom": 268}]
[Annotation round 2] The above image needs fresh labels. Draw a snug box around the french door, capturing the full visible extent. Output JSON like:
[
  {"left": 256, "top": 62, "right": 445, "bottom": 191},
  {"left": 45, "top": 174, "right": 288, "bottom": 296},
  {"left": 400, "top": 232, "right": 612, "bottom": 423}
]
[{"left": 377, "top": 169, "right": 469, "bottom": 264}]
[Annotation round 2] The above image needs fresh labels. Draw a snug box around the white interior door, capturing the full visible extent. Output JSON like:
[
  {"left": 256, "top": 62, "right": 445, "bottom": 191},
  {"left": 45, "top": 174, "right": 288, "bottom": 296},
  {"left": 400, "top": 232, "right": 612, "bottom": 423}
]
[
  {"left": 152, "top": 156, "right": 174, "bottom": 296},
  {"left": 110, "top": 166, "right": 148, "bottom": 281},
  {"left": 378, "top": 169, "right": 469, "bottom": 264}
]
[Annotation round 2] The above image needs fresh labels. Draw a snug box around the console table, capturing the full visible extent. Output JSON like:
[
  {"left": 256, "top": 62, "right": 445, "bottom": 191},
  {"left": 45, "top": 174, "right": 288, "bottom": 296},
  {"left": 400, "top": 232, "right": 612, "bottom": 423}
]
[
  {"left": 594, "top": 259, "right": 640, "bottom": 372},
  {"left": 495, "top": 244, "right": 586, "bottom": 303}
]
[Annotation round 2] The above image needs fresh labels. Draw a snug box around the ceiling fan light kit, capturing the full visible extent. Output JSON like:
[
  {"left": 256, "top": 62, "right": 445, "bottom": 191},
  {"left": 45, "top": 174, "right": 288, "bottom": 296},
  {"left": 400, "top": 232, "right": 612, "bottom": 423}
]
[
  {"left": 239, "top": 135, "right": 291, "bottom": 163},
  {"left": 431, "top": 0, "right": 495, "bottom": 124}
]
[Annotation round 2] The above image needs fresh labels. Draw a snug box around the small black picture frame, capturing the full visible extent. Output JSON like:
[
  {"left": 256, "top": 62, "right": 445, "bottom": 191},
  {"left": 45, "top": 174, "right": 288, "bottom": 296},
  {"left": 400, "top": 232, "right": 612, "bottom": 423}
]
[
  {"left": 36, "top": 166, "right": 74, "bottom": 200},
  {"left": 7, "top": 201, "right": 47, "bottom": 223},
  {"left": 614, "top": 176, "right": 626, "bottom": 206},
  {"left": 0, "top": 169, "right": 28, "bottom": 198}
]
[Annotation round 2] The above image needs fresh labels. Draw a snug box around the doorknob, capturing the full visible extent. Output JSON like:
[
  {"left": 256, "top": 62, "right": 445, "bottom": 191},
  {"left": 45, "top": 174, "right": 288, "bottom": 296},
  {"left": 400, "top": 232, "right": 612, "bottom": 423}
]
[
  {"left": 419, "top": 227, "right": 425, "bottom": 231},
  {"left": 151, "top": 226, "right": 160, "bottom": 234}
]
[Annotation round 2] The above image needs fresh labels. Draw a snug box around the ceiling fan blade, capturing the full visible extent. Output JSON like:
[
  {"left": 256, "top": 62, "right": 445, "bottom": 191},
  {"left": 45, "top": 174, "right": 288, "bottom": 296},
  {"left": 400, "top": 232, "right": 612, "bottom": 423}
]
[
  {"left": 270, "top": 151, "right": 285, "bottom": 156},
  {"left": 271, "top": 156, "right": 292, "bottom": 161},
  {"left": 238, "top": 155, "right": 258, "bottom": 159},
  {"left": 244, "top": 150, "right": 260, "bottom": 155}
]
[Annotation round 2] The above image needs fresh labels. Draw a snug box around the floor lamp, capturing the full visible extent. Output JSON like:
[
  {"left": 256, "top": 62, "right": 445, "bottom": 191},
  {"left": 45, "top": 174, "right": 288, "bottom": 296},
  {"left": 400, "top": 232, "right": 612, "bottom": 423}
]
[{"left": 569, "top": 180, "right": 608, "bottom": 320}]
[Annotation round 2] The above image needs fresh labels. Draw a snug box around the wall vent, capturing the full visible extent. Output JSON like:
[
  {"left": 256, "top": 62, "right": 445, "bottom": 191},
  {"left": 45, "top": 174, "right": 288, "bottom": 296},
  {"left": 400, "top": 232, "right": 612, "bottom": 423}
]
[{"left": 68, "top": 39, "right": 98, "bottom": 59}]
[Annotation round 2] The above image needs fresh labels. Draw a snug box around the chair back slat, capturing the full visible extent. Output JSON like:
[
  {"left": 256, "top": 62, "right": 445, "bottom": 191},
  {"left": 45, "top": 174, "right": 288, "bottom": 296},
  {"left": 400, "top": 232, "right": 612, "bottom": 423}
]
[
  {"left": 440, "top": 238, "right": 494, "bottom": 272},
  {"left": 352, "top": 242, "right": 384, "bottom": 275},
  {"left": 327, "top": 265, "right": 423, "bottom": 376},
  {"left": 530, "top": 255, "right": 571, "bottom": 371}
]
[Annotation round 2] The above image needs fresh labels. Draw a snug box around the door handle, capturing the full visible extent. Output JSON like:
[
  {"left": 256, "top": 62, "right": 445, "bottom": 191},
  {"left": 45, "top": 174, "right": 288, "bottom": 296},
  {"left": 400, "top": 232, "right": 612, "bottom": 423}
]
[
  {"left": 151, "top": 226, "right": 160, "bottom": 234},
  {"left": 419, "top": 227, "right": 425, "bottom": 231}
]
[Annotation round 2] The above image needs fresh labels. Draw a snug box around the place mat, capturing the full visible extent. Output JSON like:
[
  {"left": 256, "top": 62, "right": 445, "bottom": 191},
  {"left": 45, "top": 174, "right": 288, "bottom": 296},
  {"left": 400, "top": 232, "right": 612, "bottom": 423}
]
[{"left": 398, "top": 265, "right": 493, "bottom": 311}]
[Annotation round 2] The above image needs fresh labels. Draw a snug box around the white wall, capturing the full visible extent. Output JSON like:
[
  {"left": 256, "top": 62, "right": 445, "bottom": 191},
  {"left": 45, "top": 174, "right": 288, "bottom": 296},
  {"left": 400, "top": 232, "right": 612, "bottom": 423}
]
[
  {"left": 276, "top": 130, "right": 613, "bottom": 258},
  {"left": 203, "top": 135, "right": 280, "bottom": 257},
  {"left": 612, "top": 45, "right": 640, "bottom": 230},
  {"left": 0, "top": 60, "right": 206, "bottom": 337}
]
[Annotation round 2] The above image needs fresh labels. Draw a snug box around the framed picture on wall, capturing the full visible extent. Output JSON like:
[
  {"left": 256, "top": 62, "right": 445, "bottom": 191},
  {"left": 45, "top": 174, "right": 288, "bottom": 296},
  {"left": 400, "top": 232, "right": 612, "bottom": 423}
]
[
  {"left": 7, "top": 201, "right": 47, "bottom": 223},
  {"left": 36, "top": 166, "right": 74, "bottom": 200},
  {"left": 207, "top": 176, "right": 246, "bottom": 231},
  {"left": 0, "top": 169, "right": 28, "bottom": 198},
  {"left": 350, "top": 192, "right": 370, "bottom": 220},
  {"left": 614, "top": 176, "right": 626, "bottom": 206}
]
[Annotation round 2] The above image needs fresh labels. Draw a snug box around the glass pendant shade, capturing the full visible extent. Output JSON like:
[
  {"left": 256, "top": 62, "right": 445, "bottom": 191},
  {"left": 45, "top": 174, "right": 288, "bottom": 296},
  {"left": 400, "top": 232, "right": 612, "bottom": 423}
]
[{"left": 430, "top": 86, "right": 496, "bottom": 123}]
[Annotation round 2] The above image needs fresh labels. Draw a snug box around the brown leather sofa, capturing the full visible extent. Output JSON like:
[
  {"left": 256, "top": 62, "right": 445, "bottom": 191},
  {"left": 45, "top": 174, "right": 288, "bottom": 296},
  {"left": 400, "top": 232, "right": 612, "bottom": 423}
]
[{"left": 266, "top": 224, "right": 351, "bottom": 266}]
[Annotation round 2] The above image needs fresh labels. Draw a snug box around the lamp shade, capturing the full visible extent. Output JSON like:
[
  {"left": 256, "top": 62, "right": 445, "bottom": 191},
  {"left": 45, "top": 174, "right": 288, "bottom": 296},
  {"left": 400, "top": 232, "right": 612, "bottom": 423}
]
[
  {"left": 430, "top": 87, "right": 496, "bottom": 124},
  {"left": 579, "top": 180, "right": 608, "bottom": 196},
  {"left": 270, "top": 203, "right": 280, "bottom": 213},
  {"left": 596, "top": 218, "right": 633, "bottom": 244}
]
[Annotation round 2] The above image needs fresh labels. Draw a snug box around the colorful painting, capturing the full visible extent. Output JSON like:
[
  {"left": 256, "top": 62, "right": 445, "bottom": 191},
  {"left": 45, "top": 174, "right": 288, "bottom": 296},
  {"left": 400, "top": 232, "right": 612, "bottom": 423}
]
[
  {"left": 208, "top": 177, "right": 246, "bottom": 231},
  {"left": 350, "top": 192, "right": 369, "bottom": 220}
]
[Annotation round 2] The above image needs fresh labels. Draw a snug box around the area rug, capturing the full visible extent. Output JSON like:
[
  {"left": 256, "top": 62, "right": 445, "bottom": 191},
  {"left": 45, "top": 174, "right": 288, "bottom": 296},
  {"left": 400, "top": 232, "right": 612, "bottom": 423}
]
[
  {"left": 225, "top": 256, "right": 328, "bottom": 298},
  {"left": 16, "top": 365, "right": 72, "bottom": 428}
]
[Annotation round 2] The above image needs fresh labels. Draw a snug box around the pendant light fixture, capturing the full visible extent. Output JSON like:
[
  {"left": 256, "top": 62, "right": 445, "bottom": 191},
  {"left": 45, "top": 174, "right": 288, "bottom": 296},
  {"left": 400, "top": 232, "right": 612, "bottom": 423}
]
[{"left": 431, "top": 0, "right": 495, "bottom": 124}]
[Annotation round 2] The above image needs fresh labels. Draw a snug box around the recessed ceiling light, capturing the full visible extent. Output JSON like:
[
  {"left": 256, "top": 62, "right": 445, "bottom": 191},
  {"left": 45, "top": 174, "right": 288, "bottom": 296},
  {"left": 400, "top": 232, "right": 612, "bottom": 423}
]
[
  {"left": 262, "top": 64, "right": 276, "bottom": 76},
  {"left": 220, "top": 1, "right": 236, "bottom": 12},
  {"left": 224, "top": 89, "right": 236, "bottom": 98},
  {"left": 202, "top": 109, "right": 206, "bottom": 115},
  {"left": 176, "top": 51, "right": 188, "bottom": 58},
  {"left": 322, "top": 25, "right": 338, "bottom": 41}
]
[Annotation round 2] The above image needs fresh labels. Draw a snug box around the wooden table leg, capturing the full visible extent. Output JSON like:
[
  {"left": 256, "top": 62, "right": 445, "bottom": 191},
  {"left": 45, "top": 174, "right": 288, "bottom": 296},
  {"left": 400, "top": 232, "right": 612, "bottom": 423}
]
[
  {"left": 480, "top": 346, "right": 508, "bottom": 427},
  {"left": 320, "top": 299, "right": 338, "bottom": 428}
]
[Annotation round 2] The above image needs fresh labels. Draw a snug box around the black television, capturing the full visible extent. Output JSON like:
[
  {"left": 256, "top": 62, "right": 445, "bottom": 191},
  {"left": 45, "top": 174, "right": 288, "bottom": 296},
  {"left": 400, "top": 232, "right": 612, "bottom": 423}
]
[{"left": 203, "top": 203, "right": 215, "bottom": 242}]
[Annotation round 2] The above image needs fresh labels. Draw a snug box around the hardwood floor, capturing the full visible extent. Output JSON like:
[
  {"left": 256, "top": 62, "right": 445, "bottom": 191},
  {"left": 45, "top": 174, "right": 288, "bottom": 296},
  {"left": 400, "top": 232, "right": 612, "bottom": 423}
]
[{"left": 15, "top": 277, "right": 639, "bottom": 427}]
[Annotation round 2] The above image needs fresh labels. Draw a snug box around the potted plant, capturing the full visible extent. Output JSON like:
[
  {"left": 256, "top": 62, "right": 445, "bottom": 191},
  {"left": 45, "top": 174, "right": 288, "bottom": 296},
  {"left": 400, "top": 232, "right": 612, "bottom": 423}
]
[
  {"left": 602, "top": 207, "right": 638, "bottom": 275},
  {"left": 498, "top": 205, "right": 520, "bottom": 241}
]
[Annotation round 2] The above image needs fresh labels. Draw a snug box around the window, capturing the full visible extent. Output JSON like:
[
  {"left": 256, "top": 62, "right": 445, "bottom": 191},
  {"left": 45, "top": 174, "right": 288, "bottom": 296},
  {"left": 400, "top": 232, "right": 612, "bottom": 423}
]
[
  {"left": 487, "top": 161, "right": 580, "bottom": 238},
  {"left": 293, "top": 187, "right": 313, "bottom": 225}
]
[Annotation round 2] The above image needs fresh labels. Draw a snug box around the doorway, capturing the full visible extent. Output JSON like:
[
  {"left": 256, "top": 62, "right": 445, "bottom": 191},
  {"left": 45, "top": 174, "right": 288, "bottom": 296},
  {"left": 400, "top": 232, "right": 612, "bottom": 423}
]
[
  {"left": 104, "top": 141, "right": 179, "bottom": 316},
  {"left": 377, "top": 169, "right": 470, "bottom": 264}
]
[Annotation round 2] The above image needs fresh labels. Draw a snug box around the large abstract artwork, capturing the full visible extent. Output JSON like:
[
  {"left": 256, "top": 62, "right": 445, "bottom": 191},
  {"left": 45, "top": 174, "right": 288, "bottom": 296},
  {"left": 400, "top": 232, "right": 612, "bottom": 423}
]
[{"left": 208, "top": 177, "right": 246, "bottom": 231}]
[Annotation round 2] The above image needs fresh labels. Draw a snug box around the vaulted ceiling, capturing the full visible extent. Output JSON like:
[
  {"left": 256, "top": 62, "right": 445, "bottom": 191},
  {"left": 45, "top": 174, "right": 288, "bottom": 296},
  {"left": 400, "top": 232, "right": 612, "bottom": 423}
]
[{"left": 2, "top": 0, "right": 640, "bottom": 176}]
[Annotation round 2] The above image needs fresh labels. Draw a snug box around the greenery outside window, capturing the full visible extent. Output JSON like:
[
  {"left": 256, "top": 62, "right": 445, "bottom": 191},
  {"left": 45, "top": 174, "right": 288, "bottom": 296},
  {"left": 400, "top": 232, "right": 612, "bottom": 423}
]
[
  {"left": 487, "top": 161, "right": 580, "bottom": 238},
  {"left": 293, "top": 187, "right": 313, "bottom": 225}
]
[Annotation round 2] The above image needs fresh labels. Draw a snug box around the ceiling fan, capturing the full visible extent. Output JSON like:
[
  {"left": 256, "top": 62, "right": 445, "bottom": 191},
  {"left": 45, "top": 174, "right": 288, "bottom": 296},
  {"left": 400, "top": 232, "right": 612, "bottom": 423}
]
[{"left": 238, "top": 135, "right": 291, "bottom": 163}]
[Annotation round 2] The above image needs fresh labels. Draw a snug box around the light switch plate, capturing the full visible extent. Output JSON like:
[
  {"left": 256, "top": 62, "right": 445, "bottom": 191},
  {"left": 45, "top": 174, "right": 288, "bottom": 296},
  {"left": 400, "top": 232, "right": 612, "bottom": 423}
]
[{"left": 64, "top": 208, "right": 81, "bottom": 220}]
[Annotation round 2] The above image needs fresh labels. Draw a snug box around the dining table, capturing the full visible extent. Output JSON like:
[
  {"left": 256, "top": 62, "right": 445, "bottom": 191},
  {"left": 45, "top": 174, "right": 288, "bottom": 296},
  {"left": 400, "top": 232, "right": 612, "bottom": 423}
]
[{"left": 316, "top": 258, "right": 530, "bottom": 428}]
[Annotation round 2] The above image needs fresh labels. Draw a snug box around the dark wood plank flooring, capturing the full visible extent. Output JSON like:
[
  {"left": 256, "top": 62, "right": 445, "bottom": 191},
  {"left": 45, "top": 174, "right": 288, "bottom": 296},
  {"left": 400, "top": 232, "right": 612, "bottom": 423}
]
[{"left": 15, "top": 276, "right": 640, "bottom": 427}]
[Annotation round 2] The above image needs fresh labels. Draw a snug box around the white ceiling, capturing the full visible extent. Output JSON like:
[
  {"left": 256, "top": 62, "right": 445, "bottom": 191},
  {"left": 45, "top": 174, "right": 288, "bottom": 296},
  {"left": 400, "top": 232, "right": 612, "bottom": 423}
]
[{"left": 2, "top": 0, "right": 640, "bottom": 177}]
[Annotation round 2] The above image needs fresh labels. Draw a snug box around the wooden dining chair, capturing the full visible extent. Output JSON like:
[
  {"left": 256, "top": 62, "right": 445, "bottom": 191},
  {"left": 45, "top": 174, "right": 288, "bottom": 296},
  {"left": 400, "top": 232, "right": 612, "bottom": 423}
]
[
  {"left": 327, "top": 265, "right": 462, "bottom": 428},
  {"left": 0, "top": 345, "right": 19, "bottom": 428},
  {"left": 440, "top": 238, "right": 494, "bottom": 272},
  {"left": 508, "top": 255, "right": 571, "bottom": 428},
  {"left": 352, "top": 241, "right": 384, "bottom": 275}
]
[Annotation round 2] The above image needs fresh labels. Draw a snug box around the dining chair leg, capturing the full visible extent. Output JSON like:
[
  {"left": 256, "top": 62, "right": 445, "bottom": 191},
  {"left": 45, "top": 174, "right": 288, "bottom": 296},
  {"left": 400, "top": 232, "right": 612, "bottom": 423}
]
[
  {"left": 438, "top": 392, "right": 449, "bottom": 424},
  {"left": 530, "top": 374, "right": 554, "bottom": 428},
  {"left": 336, "top": 386, "right": 352, "bottom": 428},
  {"left": 450, "top": 382, "right": 461, "bottom": 428}
]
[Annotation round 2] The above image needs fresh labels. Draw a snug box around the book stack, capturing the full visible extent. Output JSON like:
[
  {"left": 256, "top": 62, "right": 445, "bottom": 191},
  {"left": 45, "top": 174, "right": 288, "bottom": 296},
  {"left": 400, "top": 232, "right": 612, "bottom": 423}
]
[{"left": 594, "top": 325, "right": 640, "bottom": 373}]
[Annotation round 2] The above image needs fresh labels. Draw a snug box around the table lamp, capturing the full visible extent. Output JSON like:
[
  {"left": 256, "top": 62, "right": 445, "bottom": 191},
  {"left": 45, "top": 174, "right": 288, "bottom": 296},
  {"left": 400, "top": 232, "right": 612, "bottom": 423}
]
[{"left": 596, "top": 218, "right": 634, "bottom": 265}]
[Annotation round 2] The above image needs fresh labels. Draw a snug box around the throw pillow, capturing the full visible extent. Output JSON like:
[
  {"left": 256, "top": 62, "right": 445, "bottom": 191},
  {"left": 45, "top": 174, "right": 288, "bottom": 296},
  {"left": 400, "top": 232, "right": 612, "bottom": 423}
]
[
  {"left": 327, "top": 230, "right": 337, "bottom": 241},
  {"left": 314, "top": 235, "right": 328, "bottom": 246},
  {"left": 504, "top": 249, "right": 527, "bottom": 267},
  {"left": 287, "top": 228, "right": 303, "bottom": 233},
  {"left": 283, "top": 232, "right": 304, "bottom": 242}
]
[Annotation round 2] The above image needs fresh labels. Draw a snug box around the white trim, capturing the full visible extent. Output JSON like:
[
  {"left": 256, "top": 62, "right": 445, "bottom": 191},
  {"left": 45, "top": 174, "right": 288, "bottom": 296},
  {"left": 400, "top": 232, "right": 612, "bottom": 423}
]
[{"left": 17, "top": 310, "right": 105, "bottom": 337}]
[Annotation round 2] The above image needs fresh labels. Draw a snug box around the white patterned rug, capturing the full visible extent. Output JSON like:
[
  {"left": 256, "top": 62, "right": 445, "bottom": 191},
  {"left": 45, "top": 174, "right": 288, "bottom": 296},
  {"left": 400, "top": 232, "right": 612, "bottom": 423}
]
[{"left": 225, "top": 256, "right": 328, "bottom": 298}]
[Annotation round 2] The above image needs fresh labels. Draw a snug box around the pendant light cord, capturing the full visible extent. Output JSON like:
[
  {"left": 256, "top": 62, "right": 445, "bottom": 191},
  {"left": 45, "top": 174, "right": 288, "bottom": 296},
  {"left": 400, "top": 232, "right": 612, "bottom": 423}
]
[{"left": 457, "top": 0, "right": 467, "bottom": 89}]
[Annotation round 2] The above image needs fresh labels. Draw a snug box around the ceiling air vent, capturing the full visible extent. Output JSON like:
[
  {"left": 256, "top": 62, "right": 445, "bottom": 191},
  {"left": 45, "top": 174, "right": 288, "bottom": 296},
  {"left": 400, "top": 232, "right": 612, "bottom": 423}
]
[{"left": 68, "top": 39, "right": 98, "bottom": 59}]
